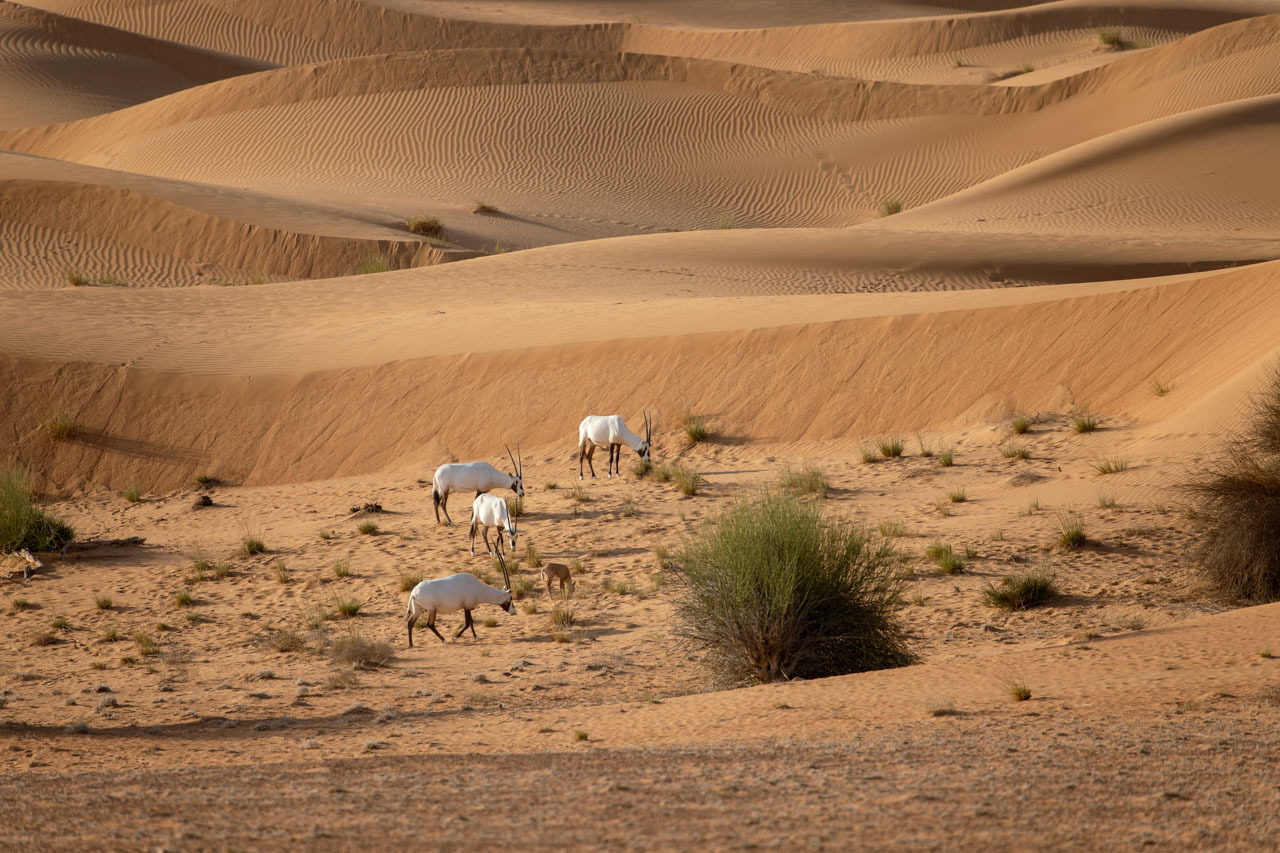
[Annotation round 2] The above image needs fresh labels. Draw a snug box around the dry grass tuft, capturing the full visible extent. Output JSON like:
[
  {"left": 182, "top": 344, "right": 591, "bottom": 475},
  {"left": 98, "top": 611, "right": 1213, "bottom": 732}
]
[
  {"left": 405, "top": 214, "right": 445, "bottom": 239},
  {"left": 331, "top": 631, "right": 393, "bottom": 668}
]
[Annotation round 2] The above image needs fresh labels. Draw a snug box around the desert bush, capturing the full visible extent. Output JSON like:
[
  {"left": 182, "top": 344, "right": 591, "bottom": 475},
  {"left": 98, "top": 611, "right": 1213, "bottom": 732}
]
[
  {"left": 877, "top": 437, "right": 904, "bottom": 458},
  {"left": 1150, "top": 378, "right": 1173, "bottom": 397},
  {"left": 357, "top": 521, "right": 379, "bottom": 535},
  {"left": 473, "top": 202, "right": 499, "bottom": 214},
  {"left": 333, "top": 594, "right": 363, "bottom": 618},
  {"left": 399, "top": 570, "right": 423, "bottom": 592},
  {"left": 273, "top": 561, "right": 291, "bottom": 584},
  {"left": 947, "top": 488, "right": 967, "bottom": 503},
  {"left": 123, "top": 485, "right": 141, "bottom": 503},
  {"left": 270, "top": 630, "right": 305, "bottom": 652},
  {"left": 1056, "top": 510, "right": 1086, "bottom": 547},
  {"left": 551, "top": 604, "right": 576, "bottom": 629},
  {"left": 524, "top": 543, "right": 543, "bottom": 569},
  {"left": 878, "top": 198, "right": 903, "bottom": 218},
  {"left": 331, "top": 631, "right": 393, "bottom": 667},
  {"left": 1002, "top": 445, "right": 1030, "bottom": 460},
  {"left": 632, "top": 459, "right": 652, "bottom": 479},
  {"left": 1188, "top": 367, "right": 1280, "bottom": 601},
  {"left": 1094, "top": 456, "right": 1128, "bottom": 475},
  {"left": 1011, "top": 415, "right": 1031, "bottom": 435},
  {"left": 64, "top": 269, "right": 88, "bottom": 287},
  {"left": 355, "top": 256, "right": 390, "bottom": 275},
  {"left": 1072, "top": 409, "right": 1098, "bottom": 433},
  {"left": 172, "top": 590, "right": 194, "bottom": 608},
  {"left": 672, "top": 491, "right": 914, "bottom": 685},
  {"left": 779, "top": 465, "right": 829, "bottom": 499},
  {"left": 1098, "top": 27, "right": 1127, "bottom": 49},
  {"left": 94, "top": 595, "right": 114, "bottom": 611},
  {"left": 332, "top": 559, "right": 353, "bottom": 578},
  {"left": 240, "top": 531, "right": 266, "bottom": 555},
  {"left": 568, "top": 485, "right": 591, "bottom": 503},
  {"left": 405, "top": 215, "right": 445, "bottom": 239},
  {"left": 0, "top": 467, "right": 74, "bottom": 553},
  {"left": 937, "top": 449, "right": 954, "bottom": 467},
  {"left": 983, "top": 566, "right": 1058, "bottom": 610},
  {"left": 506, "top": 496, "right": 524, "bottom": 518},
  {"left": 877, "top": 520, "right": 907, "bottom": 538},
  {"left": 44, "top": 411, "right": 78, "bottom": 441},
  {"left": 672, "top": 464, "right": 701, "bottom": 496}
]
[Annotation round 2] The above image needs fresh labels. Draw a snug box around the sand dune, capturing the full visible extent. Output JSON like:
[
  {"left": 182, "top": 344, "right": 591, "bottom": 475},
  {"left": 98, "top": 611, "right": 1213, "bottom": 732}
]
[{"left": 4, "top": 1, "right": 1280, "bottom": 846}]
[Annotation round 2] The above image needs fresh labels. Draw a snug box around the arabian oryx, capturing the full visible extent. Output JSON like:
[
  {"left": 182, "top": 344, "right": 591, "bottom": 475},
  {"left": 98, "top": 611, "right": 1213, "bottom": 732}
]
[
  {"left": 432, "top": 446, "right": 524, "bottom": 526},
  {"left": 577, "top": 412, "right": 652, "bottom": 480},
  {"left": 405, "top": 556, "right": 515, "bottom": 646},
  {"left": 469, "top": 492, "right": 519, "bottom": 556}
]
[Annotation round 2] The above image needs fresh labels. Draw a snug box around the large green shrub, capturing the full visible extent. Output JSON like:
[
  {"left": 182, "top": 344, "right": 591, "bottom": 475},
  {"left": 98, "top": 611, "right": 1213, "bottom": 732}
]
[
  {"left": 673, "top": 492, "right": 914, "bottom": 685},
  {"left": 0, "top": 467, "right": 73, "bottom": 553}
]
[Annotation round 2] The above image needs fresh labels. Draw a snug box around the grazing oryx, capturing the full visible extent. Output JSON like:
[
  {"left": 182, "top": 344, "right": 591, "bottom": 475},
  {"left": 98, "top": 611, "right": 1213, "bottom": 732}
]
[
  {"left": 432, "top": 446, "right": 524, "bottom": 526},
  {"left": 578, "top": 412, "right": 651, "bottom": 480},
  {"left": 405, "top": 556, "right": 515, "bottom": 646},
  {"left": 540, "top": 562, "right": 574, "bottom": 598},
  {"left": 469, "top": 492, "right": 519, "bottom": 556}
]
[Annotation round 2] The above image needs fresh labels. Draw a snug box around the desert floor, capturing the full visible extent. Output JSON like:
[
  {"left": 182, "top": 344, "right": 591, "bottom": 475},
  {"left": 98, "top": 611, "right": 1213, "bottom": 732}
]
[{"left": 2, "top": 0, "right": 1280, "bottom": 849}]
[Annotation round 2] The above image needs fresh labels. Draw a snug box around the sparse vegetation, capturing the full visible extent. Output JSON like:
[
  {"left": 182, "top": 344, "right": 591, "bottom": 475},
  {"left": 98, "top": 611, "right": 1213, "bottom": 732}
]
[
  {"left": 779, "top": 464, "right": 829, "bottom": 499},
  {"left": 1098, "top": 493, "right": 1117, "bottom": 509},
  {"left": 172, "top": 590, "right": 194, "bottom": 608},
  {"left": 399, "top": 570, "right": 422, "bottom": 592},
  {"left": 1056, "top": 510, "right": 1086, "bottom": 547},
  {"left": 983, "top": 565, "right": 1058, "bottom": 610},
  {"left": 1094, "top": 456, "right": 1128, "bottom": 475},
  {"left": 318, "top": 529, "right": 334, "bottom": 541},
  {"left": 524, "top": 543, "right": 543, "bottom": 569},
  {"left": 65, "top": 269, "right": 89, "bottom": 287},
  {"left": 1188, "top": 366, "right": 1280, "bottom": 601},
  {"left": 270, "top": 630, "right": 304, "bottom": 653},
  {"left": 926, "top": 542, "right": 964, "bottom": 574},
  {"left": 925, "top": 698, "right": 959, "bottom": 717},
  {"left": 355, "top": 256, "right": 390, "bottom": 275},
  {"left": 551, "top": 604, "right": 576, "bottom": 630},
  {"left": 405, "top": 215, "right": 445, "bottom": 239},
  {"left": 878, "top": 437, "right": 905, "bottom": 458},
  {"left": 568, "top": 485, "right": 591, "bottom": 503},
  {"left": 273, "top": 560, "right": 291, "bottom": 584},
  {"left": 1150, "top": 378, "right": 1173, "bottom": 397},
  {"left": 632, "top": 459, "right": 652, "bottom": 479},
  {"left": 240, "top": 533, "right": 266, "bottom": 556},
  {"left": 95, "top": 595, "right": 114, "bottom": 611},
  {"left": 671, "top": 491, "right": 914, "bottom": 685},
  {"left": 1098, "top": 27, "right": 1130, "bottom": 49},
  {"left": 333, "top": 594, "right": 363, "bottom": 618},
  {"left": 714, "top": 215, "right": 735, "bottom": 230},
  {"left": 506, "top": 496, "right": 524, "bottom": 518},
  {"left": 1009, "top": 681, "right": 1032, "bottom": 701},
  {"left": 194, "top": 473, "right": 217, "bottom": 487},
  {"left": 332, "top": 559, "right": 353, "bottom": 578},
  {"left": 859, "top": 446, "right": 876, "bottom": 464},
  {"left": 672, "top": 463, "right": 701, "bottom": 496},
  {"left": 878, "top": 198, "right": 903, "bottom": 218},
  {"left": 356, "top": 521, "right": 379, "bottom": 535},
  {"left": 947, "top": 488, "right": 967, "bottom": 503},
  {"left": 915, "top": 433, "right": 934, "bottom": 458},
  {"left": 44, "top": 411, "right": 78, "bottom": 441},
  {"left": 123, "top": 485, "right": 141, "bottom": 503},
  {"left": 473, "top": 202, "right": 499, "bottom": 214},
  {"left": 1, "top": 467, "right": 74, "bottom": 553},
  {"left": 937, "top": 449, "right": 954, "bottom": 467},
  {"left": 331, "top": 631, "right": 392, "bottom": 667},
  {"left": 878, "top": 519, "right": 907, "bottom": 538},
  {"left": 1072, "top": 409, "right": 1099, "bottom": 433},
  {"left": 682, "top": 407, "right": 710, "bottom": 444},
  {"left": 1002, "top": 445, "right": 1030, "bottom": 460},
  {"left": 1011, "top": 415, "right": 1031, "bottom": 435},
  {"left": 133, "top": 632, "right": 158, "bottom": 656}
]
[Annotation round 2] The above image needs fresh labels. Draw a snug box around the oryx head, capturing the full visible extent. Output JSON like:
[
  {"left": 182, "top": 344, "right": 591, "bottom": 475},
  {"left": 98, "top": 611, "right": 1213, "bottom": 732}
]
[
  {"left": 505, "top": 444, "right": 525, "bottom": 497},
  {"left": 496, "top": 553, "right": 517, "bottom": 614},
  {"left": 638, "top": 411, "right": 653, "bottom": 462}
]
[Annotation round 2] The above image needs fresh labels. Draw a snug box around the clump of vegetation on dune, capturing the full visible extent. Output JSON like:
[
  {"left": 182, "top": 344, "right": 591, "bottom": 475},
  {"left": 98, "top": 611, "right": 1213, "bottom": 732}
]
[
  {"left": 1189, "top": 366, "right": 1280, "bottom": 601},
  {"left": 672, "top": 492, "right": 914, "bottom": 685},
  {"left": 0, "top": 467, "right": 73, "bottom": 554}
]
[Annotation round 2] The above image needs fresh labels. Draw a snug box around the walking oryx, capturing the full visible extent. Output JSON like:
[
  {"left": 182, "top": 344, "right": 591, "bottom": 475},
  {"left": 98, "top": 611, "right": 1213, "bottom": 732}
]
[
  {"left": 432, "top": 446, "right": 524, "bottom": 526},
  {"left": 577, "top": 413, "right": 651, "bottom": 479}
]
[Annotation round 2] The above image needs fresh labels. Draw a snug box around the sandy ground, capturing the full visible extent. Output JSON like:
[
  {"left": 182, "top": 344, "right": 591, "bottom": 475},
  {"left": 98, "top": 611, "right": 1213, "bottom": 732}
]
[{"left": 3, "top": 0, "right": 1280, "bottom": 848}]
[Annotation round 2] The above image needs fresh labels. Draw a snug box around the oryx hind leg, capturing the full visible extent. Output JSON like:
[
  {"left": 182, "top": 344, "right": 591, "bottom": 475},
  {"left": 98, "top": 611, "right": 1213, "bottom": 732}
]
[
  {"left": 584, "top": 444, "right": 598, "bottom": 479},
  {"left": 426, "top": 609, "right": 446, "bottom": 644}
]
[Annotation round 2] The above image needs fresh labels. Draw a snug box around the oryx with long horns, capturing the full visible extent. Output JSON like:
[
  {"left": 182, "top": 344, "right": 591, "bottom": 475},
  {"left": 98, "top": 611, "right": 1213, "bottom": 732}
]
[
  {"left": 469, "top": 492, "right": 520, "bottom": 556},
  {"left": 405, "top": 554, "right": 515, "bottom": 646},
  {"left": 577, "top": 413, "right": 652, "bottom": 480},
  {"left": 431, "top": 446, "right": 524, "bottom": 526}
]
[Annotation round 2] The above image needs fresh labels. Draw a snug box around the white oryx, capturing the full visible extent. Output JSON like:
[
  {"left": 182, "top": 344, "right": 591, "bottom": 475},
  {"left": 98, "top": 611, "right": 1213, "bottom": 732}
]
[
  {"left": 432, "top": 446, "right": 524, "bottom": 526},
  {"left": 405, "top": 557, "right": 515, "bottom": 646},
  {"left": 577, "top": 412, "right": 652, "bottom": 480},
  {"left": 469, "top": 492, "right": 519, "bottom": 556}
]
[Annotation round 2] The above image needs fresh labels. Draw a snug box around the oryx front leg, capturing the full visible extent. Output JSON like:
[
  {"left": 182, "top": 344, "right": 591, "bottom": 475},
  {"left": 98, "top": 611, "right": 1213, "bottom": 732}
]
[
  {"left": 425, "top": 608, "right": 446, "bottom": 644},
  {"left": 584, "top": 445, "right": 598, "bottom": 479},
  {"left": 439, "top": 492, "right": 455, "bottom": 526},
  {"left": 453, "top": 609, "right": 477, "bottom": 640}
]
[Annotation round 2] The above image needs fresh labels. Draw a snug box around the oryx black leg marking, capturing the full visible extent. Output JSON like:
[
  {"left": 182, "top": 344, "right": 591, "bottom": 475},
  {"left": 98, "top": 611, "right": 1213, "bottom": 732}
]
[
  {"left": 407, "top": 609, "right": 419, "bottom": 647},
  {"left": 586, "top": 445, "right": 598, "bottom": 479},
  {"left": 427, "top": 610, "right": 446, "bottom": 644},
  {"left": 467, "top": 610, "right": 477, "bottom": 638},
  {"left": 453, "top": 611, "right": 470, "bottom": 640}
]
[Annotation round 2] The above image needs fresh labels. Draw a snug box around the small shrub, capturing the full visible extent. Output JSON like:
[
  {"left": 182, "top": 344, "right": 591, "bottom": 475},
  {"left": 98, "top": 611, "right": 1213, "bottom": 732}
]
[
  {"left": 523, "top": 543, "right": 543, "bottom": 569},
  {"left": 333, "top": 595, "right": 363, "bottom": 618},
  {"left": 0, "top": 467, "right": 75, "bottom": 553},
  {"left": 1026, "top": 497, "right": 1042, "bottom": 515},
  {"left": 173, "top": 590, "right": 194, "bottom": 608},
  {"left": 356, "top": 521, "right": 379, "bottom": 536},
  {"left": 134, "top": 632, "right": 158, "bottom": 656},
  {"left": 569, "top": 485, "right": 591, "bottom": 503},
  {"left": 672, "top": 464, "right": 701, "bottom": 496},
  {"left": 1094, "top": 456, "right": 1128, "bottom": 475},
  {"left": 574, "top": 729, "right": 589, "bottom": 742},
  {"left": 859, "top": 447, "right": 876, "bottom": 464},
  {"left": 318, "top": 529, "right": 334, "bottom": 541},
  {"left": 31, "top": 631, "right": 57, "bottom": 646},
  {"left": 101, "top": 626, "right": 119, "bottom": 642},
  {"left": 550, "top": 605, "right": 576, "bottom": 630},
  {"left": 1150, "top": 378, "right": 1173, "bottom": 397},
  {"left": 1056, "top": 511, "right": 1086, "bottom": 547},
  {"left": 399, "top": 570, "right": 423, "bottom": 592},
  {"left": 925, "top": 699, "right": 958, "bottom": 717},
  {"left": 983, "top": 566, "right": 1058, "bottom": 610},
  {"left": 44, "top": 411, "right": 79, "bottom": 441},
  {"left": 1011, "top": 415, "right": 1031, "bottom": 435},
  {"left": 50, "top": 615, "right": 68, "bottom": 629},
  {"left": 947, "top": 488, "right": 967, "bottom": 503},
  {"left": 481, "top": 616, "right": 498, "bottom": 628},
  {"left": 405, "top": 215, "right": 445, "bottom": 239},
  {"left": 212, "top": 560, "right": 232, "bottom": 579},
  {"left": 331, "top": 559, "right": 352, "bottom": 578},
  {"left": 653, "top": 545, "right": 671, "bottom": 571},
  {"left": 714, "top": 215, "right": 735, "bottom": 230},
  {"left": 1098, "top": 27, "right": 1126, "bottom": 49},
  {"left": 95, "top": 595, "right": 114, "bottom": 611},
  {"left": 570, "top": 557, "right": 585, "bottom": 574},
  {"left": 878, "top": 520, "right": 907, "bottom": 538},
  {"left": 511, "top": 577, "right": 533, "bottom": 601},
  {"left": 273, "top": 561, "right": 291, "bottom": 584},
  {"left": 1098, "top": 493, "right": 1117, "bottom": 509},
  {"left": 780, "top": 465, "right": 829, "bottom": 499},
  {"left": 240, "top": 534, "right": 266, "bottom": 556},
  {"left": 473, "top": 202, "right": 499, "bottom": 214},
  {"left": 194, "top": 473, "right": 217, "bottom": 487},
  {"left": 123, "top": 485, "right": 141, "bottom": 503},
  {"left": 652, "top": 464, "right": 673, "bottom": 483},
  {"left": 1020, "top": 63, "right": 1034, "bottom": 74},
  {"left": 522, "top": 601, "right": 539, "bottom": 614},
  {"left": 935, "top": 502, "right": 953, "bottom": 517},
  {"left": 877, "top": 437, "right": 904, "bottom": 458},
  {"left": 11, "top": 598, "right": 32, "bottom": 611},
  {"left": 331, "top": 631, "right": 392, "bottom": 667},
  {"left": 915, "top": 433, "right": 934, "bottom": 458},
  {"left": 631, "top": 459, "right": 652, "bottom": 479},
  {"left": 620, "top": 497, "right": 636, "bottom": 517},
  {"left": 681, "top": 408, "right": 709, "bottom": 444},
  {"left": 878, "top": 198, "right": 903, "bottom": 218},
  {"left": 927, "top": 542, "right": 963, "bottom": 574},
  {"left": 544, "top": 481, "right": 559, "bottom": 490},
  {"left": 1071, "top": 410, "right": 1098, "bottom": 433},
  {"left": 1009, "top": 682, "right": 1032, "bottom": 701},
  {"left": 1002, "top": 445, "right": 1030, "bottom": 460},
  {"left": 937, "top": 449, "right": 954, "bottom": 467},
  {"left": 65, "top": 269, "right": 89, "bottom": 287},
  {"left": 506, "top": 496, "right": 524, "bottom": 518},
  {"left": 672, "top": 492, "right": 914, "bottom": 685}
]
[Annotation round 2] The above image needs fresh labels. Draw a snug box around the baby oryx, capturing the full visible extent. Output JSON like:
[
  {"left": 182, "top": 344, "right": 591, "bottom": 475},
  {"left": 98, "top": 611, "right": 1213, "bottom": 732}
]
[
  {"left": 469, "top": 492, "right": 519, "bottom": 556},
  {"left": 405, "top": 557, "right": 515, "bottom": 646},
  {"left": 578, "top": 412, "right": 652, "bottom": 479},
  {"left": 432, "top": 446, "right": 524, "bottom": 526},
  {"left": 540, "top": 562, "right": 574, "bottom": 598}
]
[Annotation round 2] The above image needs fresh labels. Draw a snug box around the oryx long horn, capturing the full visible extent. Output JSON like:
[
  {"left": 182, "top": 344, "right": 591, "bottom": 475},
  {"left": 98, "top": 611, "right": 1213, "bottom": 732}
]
[
  {"left": 505, "top": 443, "right": 518, "bottom": 472},
  {"left": 497, "top": 552, "right": 512, "bottom": 590},
  {"left": 517, "top": 445, "right": 523, "bottom": 476}
]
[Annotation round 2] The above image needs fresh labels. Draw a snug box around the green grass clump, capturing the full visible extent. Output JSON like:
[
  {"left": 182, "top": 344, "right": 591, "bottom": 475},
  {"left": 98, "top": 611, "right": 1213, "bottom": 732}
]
[
  {"left": 681, "top": 408, "right": 709, "bottom": 444},
  {"left": 473, "top": 202, "right": 499, "bottom": 214},
  {"left": 240, "top": 535, "right": 266, "bottom": 556},
  {"left": 1150, "top": 378, "right": 1173, "bottom": 397},
  {"left": 123, "top": 485, "right": 141, "bottom": 503},
  {"left": 506, "top": 496, "right": 524, "bottom": 518},
  {"left": 356, "top": 521, "right": 379, "bottom": 535},
  {"left": 1071, "top": 410, "right": 1098, "bottom": 433},
  {"left": 926, "top": 542, "right": 964, "bottom": 574},
  {"left": 947, "top": 488, "right": 967, "bottom": 504},
  {"left": 524, "top": 543, "right": 543, "bottom": 569},
  {"left": 1056, "top": 510, "right": 1086, "bottom": 547},
  {"left": 631, "top": 459, "right": 652, "bottom": 479},
  {"left": 878, "top": 520, "right": 907, "bottom": 538},
  {"left": 859, "top": 447, "right": 876, "bottom": 464},
  {"left": 333, "top": 595, "right": 363, "bottom": 618},
  {"left": 671, "top": 463, "right": 702, "bottom": 496},
  {"left": 194, "top": 473, "right": 217, "bottom": 487},
  {"left": 1098, "top": 27, "right": 1127, "bottom": 49},
  {"left": 94, "top": 595, "right": 114, "bottom": 611},
  {"left": 878, "top": 198, "right": 903, "bottom": 218},
  {"left": 45, "top": 411, "right": 79, "bottom": 441},
  {"left": 172, "top": 590, "right": 194, "bottom": 608},
  {"left": 0, "top": 467, "right": 74, "bottom": 553},
  {"left": 1094, "top": 456, "right": 1128, "bottom": 475},
  {"left": 983, "top": 566, "right": 1058, "bottom": 610},
  {"left": 877, "top": 437, "right": 904, "bottom": 459},
  {"left": 399, "top": 570, "right": 423, "bottom": 592},
  {"left": 779, "top": 465, "right": 829, "bottom": 499},
  {"left": 134, "top": 632, "right": 158, "bottom": 656},
  {"left": 273, "top": 561, "right": 291, "bottom": 584},
  {"left": 1188, "top": 365, "right": 1280, "bottom": 601},
  {"left": 65, "top": 269, "right": 89, "bottom": 287},
  {"left": 937, "top": 449, "right": 954, "bottom": 467},
  {"left": 1002, "top": 445, "right": 1030, "bottom": 460},
  {"left": 1009, "top": 682, "right": 1032, "bottom": 701},
  {"left": 332, "top": 559, "right": 353, "bottom": 578},
  {"left": 355, "top": 256, "right": 390, "bottom": 275},
  {"left": 672, "top": 491, "right": 914, "bottom": 685},
  {"left": 1011, "top": 415, "right": 1031, "bottom": 435},
  {"left": 551, "top": 604, "right": 576, "bottom": 630},
  {"left": 405, "top": 215, "right": 445, "bottom": 239}
]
